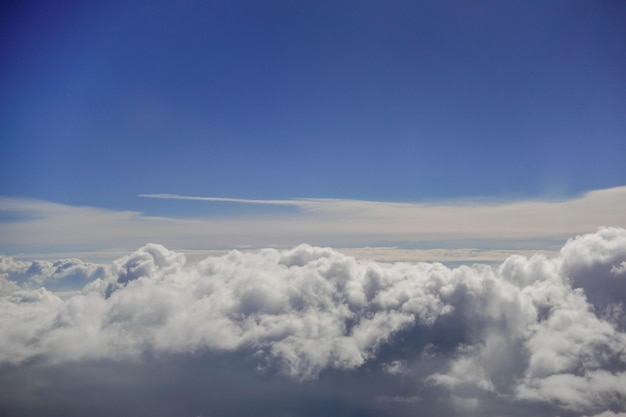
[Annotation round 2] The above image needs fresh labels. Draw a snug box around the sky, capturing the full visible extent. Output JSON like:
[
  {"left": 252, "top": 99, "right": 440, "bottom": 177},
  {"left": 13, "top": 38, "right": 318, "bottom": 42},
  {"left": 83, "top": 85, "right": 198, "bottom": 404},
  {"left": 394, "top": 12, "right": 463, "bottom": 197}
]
[
  {"left": 1, "top": 1, "right": 626, "bottom": 416},
  {"left": 1, "top": 0, "right": 625, "bottom": 256},
  {"left": 2, "top": 1, "right": 626, "bottom": 210}
]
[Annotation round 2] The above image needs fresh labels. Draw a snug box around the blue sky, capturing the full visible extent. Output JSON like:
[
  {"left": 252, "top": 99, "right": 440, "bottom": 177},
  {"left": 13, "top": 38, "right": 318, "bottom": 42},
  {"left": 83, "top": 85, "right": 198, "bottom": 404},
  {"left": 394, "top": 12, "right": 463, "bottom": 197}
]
[{"left": 1, "top": 1, "right": 625, "bottom": 254}]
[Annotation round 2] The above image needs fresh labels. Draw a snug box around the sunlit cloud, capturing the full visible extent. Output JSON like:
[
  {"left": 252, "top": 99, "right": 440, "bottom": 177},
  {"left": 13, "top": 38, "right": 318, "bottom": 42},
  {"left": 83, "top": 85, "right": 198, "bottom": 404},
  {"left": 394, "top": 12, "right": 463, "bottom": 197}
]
[
  {"left": 1, "top": 186, "right": 625, "bottom": 257},
  {"left": 1, "top": 228, "right": 625, "bottom": 416}
]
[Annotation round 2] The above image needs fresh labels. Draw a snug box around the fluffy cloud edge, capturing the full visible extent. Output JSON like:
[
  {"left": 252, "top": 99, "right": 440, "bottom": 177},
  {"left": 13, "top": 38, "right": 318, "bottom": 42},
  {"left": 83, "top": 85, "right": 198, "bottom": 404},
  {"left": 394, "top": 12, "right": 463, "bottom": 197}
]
[{"left": 1, "top": 228, "right": 625, "bottom": 416}]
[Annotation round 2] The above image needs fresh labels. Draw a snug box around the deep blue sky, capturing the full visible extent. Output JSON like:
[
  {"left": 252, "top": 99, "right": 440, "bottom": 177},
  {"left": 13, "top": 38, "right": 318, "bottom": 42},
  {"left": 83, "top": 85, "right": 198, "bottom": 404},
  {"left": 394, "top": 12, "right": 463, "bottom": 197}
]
[{"left": 2, "top": 0, "right": 625, "bottom": 216}]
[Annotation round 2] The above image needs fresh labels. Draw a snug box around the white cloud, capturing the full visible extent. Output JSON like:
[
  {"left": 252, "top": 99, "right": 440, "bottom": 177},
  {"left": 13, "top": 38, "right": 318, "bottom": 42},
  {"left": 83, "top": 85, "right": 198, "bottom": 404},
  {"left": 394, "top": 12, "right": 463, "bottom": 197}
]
[
  {"left": 1, "top": 228, "right": 626, "bottom": 416},
  {"left": 0, "top": 254, "right": 106, "bottom": 290},
  {"left": 1, "top": 186, "right": 625, "bottom": 256},
  {"left": 584, "top": 412, "right": 626, "bottom": 417}
]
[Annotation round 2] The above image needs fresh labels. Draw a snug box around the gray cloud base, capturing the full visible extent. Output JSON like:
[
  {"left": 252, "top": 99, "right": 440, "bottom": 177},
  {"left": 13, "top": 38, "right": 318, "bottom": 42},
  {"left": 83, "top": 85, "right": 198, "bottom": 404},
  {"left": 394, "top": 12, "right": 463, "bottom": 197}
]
[{"left": 1, "top": 228, "right": 626, "bottom": 416}]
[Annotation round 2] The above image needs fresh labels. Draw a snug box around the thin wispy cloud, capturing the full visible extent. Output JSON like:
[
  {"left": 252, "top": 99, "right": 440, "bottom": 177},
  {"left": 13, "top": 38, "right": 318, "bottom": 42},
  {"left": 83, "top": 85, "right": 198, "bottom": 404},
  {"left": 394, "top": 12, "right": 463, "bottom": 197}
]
[
  {"left": 139, "top": 194, "right": 308, "bottom": 207},
  {"left": 1, "top": 186, "right": 624, "bottom": 258},
  {"left": 139, "top": 187, "right": 626, "bottom": 225}
]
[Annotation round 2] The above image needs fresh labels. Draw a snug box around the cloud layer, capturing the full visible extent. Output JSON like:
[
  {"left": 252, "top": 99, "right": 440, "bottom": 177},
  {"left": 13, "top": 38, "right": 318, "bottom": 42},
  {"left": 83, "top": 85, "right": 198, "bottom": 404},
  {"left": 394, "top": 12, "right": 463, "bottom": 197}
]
[
  {"left": 1, "top": 186, "right": 625, "bottom": 255},
  {"left": 1, "top": 228, "right": 626, "bottom": 416}
]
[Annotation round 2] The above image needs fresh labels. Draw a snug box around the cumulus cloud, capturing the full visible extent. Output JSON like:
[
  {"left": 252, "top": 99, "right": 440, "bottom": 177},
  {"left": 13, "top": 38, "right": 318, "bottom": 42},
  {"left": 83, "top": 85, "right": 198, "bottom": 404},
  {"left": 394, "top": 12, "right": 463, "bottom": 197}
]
[
  {"left": 1, "top": 228, "right": 626, "bottom": 416},
  {"left": 0, "top": 254, "right": 106, "bottom": 291}
]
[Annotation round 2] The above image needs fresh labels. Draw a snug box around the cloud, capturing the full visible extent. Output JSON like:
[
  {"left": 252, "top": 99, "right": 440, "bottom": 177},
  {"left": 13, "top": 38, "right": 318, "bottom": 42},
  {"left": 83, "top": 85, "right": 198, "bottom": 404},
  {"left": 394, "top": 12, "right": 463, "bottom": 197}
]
[
  {"left": 1, "top": 186, "right": 625, "bottom": 256},
  {"left": 1, "top": 228, "right": 626, "bottom": 416},
  {"left": 0, "top": 254, "right": 106, "bottom": 291},
  {"left": 138, "top": 194, "right": 309, "bottom": 207},
  {"left": 140, "top": 187, "right": 626, "bottom": 236},
  {"left": 584, "top": 412, "right": 626, "bottom": 417}
]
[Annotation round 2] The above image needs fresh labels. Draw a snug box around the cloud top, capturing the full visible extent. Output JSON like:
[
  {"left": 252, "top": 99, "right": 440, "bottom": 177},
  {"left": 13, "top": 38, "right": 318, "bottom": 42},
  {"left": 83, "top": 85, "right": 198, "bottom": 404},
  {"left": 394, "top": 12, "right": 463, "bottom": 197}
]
[{"left": 1, "top": 228, "right": 626, "bottom": 416}]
